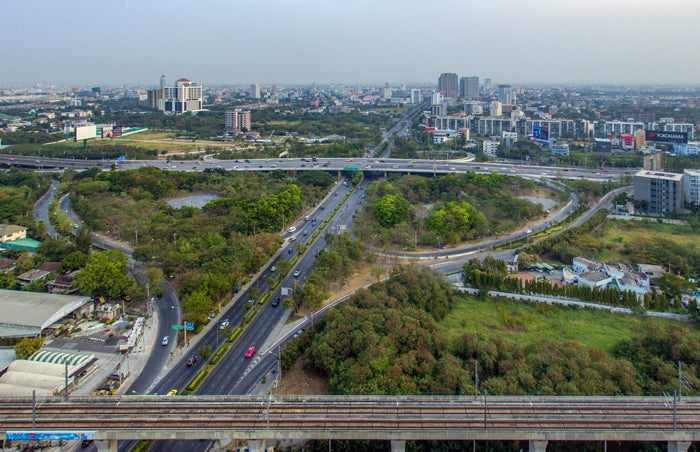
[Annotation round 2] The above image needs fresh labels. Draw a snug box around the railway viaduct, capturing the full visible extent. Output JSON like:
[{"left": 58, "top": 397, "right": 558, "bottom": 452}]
[{"left": 2, "top": 395, "right": 700, "bottom": 451}]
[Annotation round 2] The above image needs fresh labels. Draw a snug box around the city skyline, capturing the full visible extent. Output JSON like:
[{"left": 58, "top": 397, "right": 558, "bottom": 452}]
[{"left": 3, "top": 0, "right": 700, "bottom": 86}]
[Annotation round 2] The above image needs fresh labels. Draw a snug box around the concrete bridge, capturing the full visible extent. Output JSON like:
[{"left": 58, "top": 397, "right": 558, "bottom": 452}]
[{"left": 1, "top": 395, "right": 698, "bottom": 451}]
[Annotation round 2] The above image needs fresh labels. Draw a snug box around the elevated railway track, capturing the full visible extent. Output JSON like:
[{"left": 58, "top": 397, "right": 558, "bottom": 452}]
[{"left": 2, "top": 395, "right": 700, "bottom": 444}]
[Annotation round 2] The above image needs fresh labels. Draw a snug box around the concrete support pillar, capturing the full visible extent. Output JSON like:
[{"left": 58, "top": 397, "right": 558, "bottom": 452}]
[
  {"left": 529, "top": 439, "right": 548, "bottom": 452},
  {"left": 95, "top": 439, "right": 117, "bottom": 452},
  {"left": 247, "top": 439, "right": 266, "bottom": 452},
  {"left": 668, "top": 441, "right": 692, "bottom": 452},
  {"left": 390, "top": 440, "right": 406, "bottom": 452}
]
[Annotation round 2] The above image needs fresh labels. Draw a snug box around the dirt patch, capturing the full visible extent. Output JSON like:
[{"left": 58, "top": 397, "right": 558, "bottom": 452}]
[{"left": 280, "top": 357, "right": 329, "bottom": 395}]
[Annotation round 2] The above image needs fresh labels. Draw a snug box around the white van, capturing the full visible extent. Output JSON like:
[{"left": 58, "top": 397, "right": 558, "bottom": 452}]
[
  {"left": 288, "top": 226, "right": 297, "bottom": 233},
  {"left": 304, "top": 215, "right": 310, "bottom": 221}
]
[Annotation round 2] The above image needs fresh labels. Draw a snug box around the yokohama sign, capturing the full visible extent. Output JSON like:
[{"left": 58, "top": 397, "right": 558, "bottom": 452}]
[{"left": 645, "top": 130, "right": 688, "bottom": 144}]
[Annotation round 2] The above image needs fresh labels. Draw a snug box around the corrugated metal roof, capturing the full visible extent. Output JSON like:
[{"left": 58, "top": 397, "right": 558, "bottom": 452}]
[{"left": 28, "top": 350, "right": 92, "bottom": 367}]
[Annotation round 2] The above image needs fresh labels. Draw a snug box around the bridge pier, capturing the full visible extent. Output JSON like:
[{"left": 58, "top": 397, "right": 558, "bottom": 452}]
[
  {"left": 529, "top": 439, "right": 548, "bottom": 452},
  {"left": 95, "top": 439, "right": 117, "bottom": 452},
  {"left": 668, "top": 441, "right": 692, "bottom": 452},
  {"left": 390, "top": 440, "right": 406, "bottom": 452},
  {"left": 247, "top": 439, "right": 266, "bottom": 452}
]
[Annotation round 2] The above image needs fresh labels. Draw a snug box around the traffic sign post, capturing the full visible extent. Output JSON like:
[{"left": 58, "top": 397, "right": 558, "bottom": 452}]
[
  {"left": 172, "top": 325, "right": 184, "bottom": 330},
  {"left": 185, "top": 322, "right": 194, "bottom": 331}
]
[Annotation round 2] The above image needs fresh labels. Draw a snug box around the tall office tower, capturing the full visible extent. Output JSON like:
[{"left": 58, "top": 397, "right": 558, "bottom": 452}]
[
  {"left": 311, "top": 82, "right": 317, "bottom": 94},
  {"left": 459, "top": 76, "right": 479, "bottom": 99},
  {"left": 160, "top": 75, "right": 166, "bottom": 89},
  {"left": 251, "top": 83, "right": 261, "bottom": 99},
  {"left": 484, "top": 78, "right": 492, "bottom": 92},
  {"left": 147, "top": 77, "right": 203, "bottom": 113},
  {"left": 410, "top": 89, "right": 421, "bottom": 104},
  {"left": 498, "top": 84, "right": 514, "bottom": 105},
  {"left": 381, "top": 86, "right": 392, "bottom": 99},
  {"left": 438, "top": 73, "right": 459, "bottom": 98}
]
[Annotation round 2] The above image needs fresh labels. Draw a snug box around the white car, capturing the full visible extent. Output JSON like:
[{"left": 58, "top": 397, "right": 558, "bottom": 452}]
[
  {"left": 293, "top": 270, "right": 301, "bottom": 277},
  {"left": 220, "top": 319, "right": 230, "bottom": 329},
  {"left": 288, "top": 226, "right": 296, "bottom": 233},
  {"left": 161, "top": 336, "right": 169, "bottom": 346}
]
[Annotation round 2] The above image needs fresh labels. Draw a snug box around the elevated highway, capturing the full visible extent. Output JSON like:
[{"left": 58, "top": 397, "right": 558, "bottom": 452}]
[{"left": 1, "top": 395, "right": 698, "bottom": 451}]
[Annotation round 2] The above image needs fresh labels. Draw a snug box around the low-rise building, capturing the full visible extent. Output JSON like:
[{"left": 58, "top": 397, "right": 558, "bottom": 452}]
[
  {"left": 577, "top": 270, "right": 613, "bottom": 289},
  {"left": 0, "top": 224, "right": 26, "bottom": 243},
  {"left": 603, "top": 262, "right": 634, "bottom": 279},
  {"left": 483, "top": 139, "right": 499, "bottom": 157},
  {"left": 572, "top": 257, "right": 603, "bottom": 274},
  {"left": 637, "top": 263, "right": 665, "bottom": 279}
]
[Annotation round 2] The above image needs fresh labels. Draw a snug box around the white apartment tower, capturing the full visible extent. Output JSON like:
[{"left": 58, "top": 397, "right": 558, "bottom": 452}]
[
  {"left": 147, "top": 77, "right": 203, "bottom": 114},
  {"left": 250, "top": 83, "right": 261, "bottom": 99}
]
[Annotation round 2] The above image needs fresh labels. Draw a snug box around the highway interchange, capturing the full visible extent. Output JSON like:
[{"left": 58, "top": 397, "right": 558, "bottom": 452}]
[{"left": 4, "top": 121, "right": 638, "bottom": 451}]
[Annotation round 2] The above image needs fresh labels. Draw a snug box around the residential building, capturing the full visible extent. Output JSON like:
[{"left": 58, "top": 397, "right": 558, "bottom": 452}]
[
  {"left": 490, "top": 101, "right": 502, "bottom": 117},
  {"left": 438, "top": 73, "right": 459, "bottom": 98},
  {"left": 604, "top": 262, "right": 634, "bottom": 279},
  {"left": 483, "top": 139, "right": 500, "bottom": 157},
  {"left": 0, "top": 225, "right": 27, "bottom": 243},
  {"left": 497, "top": 85, "right": 514, "bottom": 105},
  {"left": 250, "top": 83, "right": 261, "bottom": 99},
  {"left": 430, "top": 104, "right": 446, "bottom": 116},
  {"left": 502, "top": 131, "right": 517, "bottom": 148},
  {"left": 225, "top": 109, "right": 251, "bottom": 132},
  {"left": 483, "top": 78, "right": 492, "bottom": 92},
  {"left": 684, "top": 169, "right": 700, "bottom": 207},
  {"left": 147, "top": 77, "right": 203, "bottom": 114},
  {"left": 463, "top": 101, "right": 483, "bottom": 115},
  {"left": 431, "top": 92, "right": 443, "bottom": 105},
  {"left": 633, "top": 170, "right": 684, "bottom": 215},
  {"left": 472, "top": 116, "right": 512, "bottom": 136},
  {"left": 380, "top": 86, "right": 392, "bottom": 99},
  {"left": 430, "top": 114, "right": 470, "bottom": 131},
  {"left": 459, "top": 76, "right": 479, "bottom": 99}
]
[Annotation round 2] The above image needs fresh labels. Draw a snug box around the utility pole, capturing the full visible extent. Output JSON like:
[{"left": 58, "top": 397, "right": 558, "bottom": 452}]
[
  {"left": 135, "top": 229, "right": 138, "bottom": 246},
  {"left": 64, "top": 361, "right": 69, "bottom": 399},
  {"left": 474, "top": 361, "right": 479, "bottom": 402},
  {"left": 679, "top": 361, "right": 682, "bottom": 403}
]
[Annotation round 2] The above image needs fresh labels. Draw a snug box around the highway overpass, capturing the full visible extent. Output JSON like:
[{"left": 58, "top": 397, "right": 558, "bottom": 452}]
[{"left": 1, "top": 395, "right": 698, "bottom": 451}]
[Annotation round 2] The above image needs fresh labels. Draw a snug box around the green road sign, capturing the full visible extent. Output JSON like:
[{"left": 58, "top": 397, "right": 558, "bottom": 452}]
[{"left": 172, "top": 325, "right": 184, "bottom": 330}]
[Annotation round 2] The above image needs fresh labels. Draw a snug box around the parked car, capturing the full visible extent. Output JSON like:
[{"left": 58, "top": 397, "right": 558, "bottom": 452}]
[
  {"left": 161, "top": 336, "right": 169, "bottom": 346},
  {"left": 245, "top": 346, "right": 256, "bottom": 358},
  {"left": 186, "top": 356, "right": 198, "bottom": 366}
]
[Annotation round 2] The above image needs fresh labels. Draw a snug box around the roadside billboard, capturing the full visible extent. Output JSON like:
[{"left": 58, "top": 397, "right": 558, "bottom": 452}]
[
  {"left": 75, "top": 124, "right": 97, "bottom": 141},
  {"left": 645, "top": 130, "right": 688, "bottom": 144}
]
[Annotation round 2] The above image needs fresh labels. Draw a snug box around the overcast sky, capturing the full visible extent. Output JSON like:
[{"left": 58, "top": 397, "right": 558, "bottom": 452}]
[{"left": 3, "top": 0, "right": 700, "bottom": 87}]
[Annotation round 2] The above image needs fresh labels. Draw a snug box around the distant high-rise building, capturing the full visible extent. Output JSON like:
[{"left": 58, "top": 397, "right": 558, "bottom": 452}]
[
  {"left": 380, "top": 86, "right": 392, "bottom": 99},
  {"left": 438, "top": 73, "right": 459, "bottom": 98},
  {"left": 498, "top": 85, "right": 514, "bottom": 105},
  {"left": 483, "top": 78, "right": 492, "bottom": 92},
  {"left": 431, "top": 92, "right": 443, "bottom": 105},
  {"left": 147, "top": 77, "right": 203, "bottom": 114},
  {"left": 251, "top": 83, "right": 261, "bottom": 99},
  {"left": 410, "top": 89, "right": 421, "bottom": 104},
  {"left": 225, "top": 109, "right": 251, "bottom": 131},
  {"left": 490, "top": 101, "right": 502, "bottom": 117},
  {"left": 459, "top": 76, "right": 479, "bottom": 99},
  {"left": 160, "top": 75, "right": 166, "bottom": 89},
  {"left": 311, "top": 82, "right": 317, "bottom": 94}
]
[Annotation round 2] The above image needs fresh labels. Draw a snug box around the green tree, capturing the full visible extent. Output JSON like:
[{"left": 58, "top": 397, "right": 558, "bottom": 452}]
[
  {"left": 73, "top": 249, "right": 131, "bottom": 297},
  {"left": 198, "top": 345, "right": 212, "bottom": 361},
  {"left": 145, "top": 267, "right": 165, "bottom": 291},
  {"left": 75, "top": 228, "right": 92, "bottom": 254},
  {"left": 370, "top": 264, "right": 385, "bottom": 281},
  {"left": 15, "top": 336, "right": 44, "bottom": 359},
  {"left": 60, "top": 251, "right": 88, "bottom": 272},
  {"left": 374, "top": 194, "right": 410, "bottom": 227}
]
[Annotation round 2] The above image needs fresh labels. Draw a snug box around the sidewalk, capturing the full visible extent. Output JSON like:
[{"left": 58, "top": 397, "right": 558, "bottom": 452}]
[{"left": 115, "top": 310, "right": 159, "bottom": 395}]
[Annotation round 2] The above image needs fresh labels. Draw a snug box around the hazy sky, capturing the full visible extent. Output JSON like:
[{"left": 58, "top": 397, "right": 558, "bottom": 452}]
[{"left": 4, "top": 0, "right": 700, "bottom": 87}]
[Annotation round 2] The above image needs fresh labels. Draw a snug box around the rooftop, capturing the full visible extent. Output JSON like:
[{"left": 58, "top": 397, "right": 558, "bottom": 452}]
[
  {"left": 634, "top": 170, "right": 684, "bottom": 181},
  {"left": 0, "top": 289, "right": 91, "bottom": 338}
]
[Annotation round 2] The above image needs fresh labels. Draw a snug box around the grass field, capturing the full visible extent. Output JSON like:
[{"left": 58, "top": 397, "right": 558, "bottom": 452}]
[
  {"left": 439, "top": 294, "right": 696, "bottom": 353},
  {"left": 591, "top": 219, "right": 699, "bottom": 263}
]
